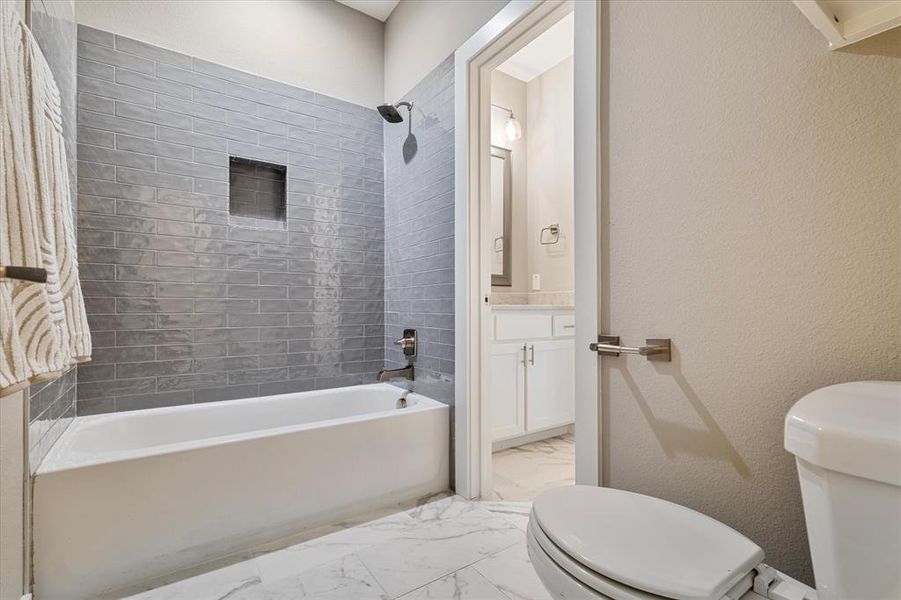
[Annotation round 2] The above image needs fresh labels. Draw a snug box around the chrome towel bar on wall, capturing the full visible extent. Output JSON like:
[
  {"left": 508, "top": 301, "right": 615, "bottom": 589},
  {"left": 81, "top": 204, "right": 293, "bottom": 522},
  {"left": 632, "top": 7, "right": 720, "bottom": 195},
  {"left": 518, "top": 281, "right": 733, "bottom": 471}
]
[{"left": 588, "top": 335, "right": 672, "bottom": 362}]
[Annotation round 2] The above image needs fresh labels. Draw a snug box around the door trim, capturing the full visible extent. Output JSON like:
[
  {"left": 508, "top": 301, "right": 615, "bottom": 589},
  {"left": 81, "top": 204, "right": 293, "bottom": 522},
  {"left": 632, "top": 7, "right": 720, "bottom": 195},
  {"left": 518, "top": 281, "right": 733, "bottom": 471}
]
[
  {"left": 573, "top": 0, "right": 601, "bottom": 487},
  {"left": 453, "top": 0, "right": 601, "bottom": 498}
]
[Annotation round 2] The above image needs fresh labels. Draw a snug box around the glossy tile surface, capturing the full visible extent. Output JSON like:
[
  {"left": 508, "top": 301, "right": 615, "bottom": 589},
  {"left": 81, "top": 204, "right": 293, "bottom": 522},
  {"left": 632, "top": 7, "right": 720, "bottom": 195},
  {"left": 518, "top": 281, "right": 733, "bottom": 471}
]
[
  {"left": 232, "top": 555, "right": 389, "bottom": 600},
  {"left": 473, "top": 542, "right": 553, "bottom": 600},
  {"left": 356, "top": 497, "right": 522, "bottom": 597},
  {"left": 490, "top": 433, "right": 575, "bottom": 501},
  {"left": 125, "top": 496, "right": 553, "bottom": 600},
  {"left": 73, "top": 26, "right": 386, "bottom": 414},
  {"left": 28, "top": 0, "right": 79, "bottom": 471},
  {"left": 397, "top": 567, "right": 507, "bottom": 600},
  {"left": 383, "top": 55, "right": 456, "bottom": 409}
]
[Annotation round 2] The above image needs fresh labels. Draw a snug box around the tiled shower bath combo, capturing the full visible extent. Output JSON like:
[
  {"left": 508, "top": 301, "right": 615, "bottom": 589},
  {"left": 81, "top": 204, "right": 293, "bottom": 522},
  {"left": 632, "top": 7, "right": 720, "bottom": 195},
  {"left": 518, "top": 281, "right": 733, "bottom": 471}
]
[
  {"left": 74, "top": 25, "right": 389, "bottom": 414},
  {"left": 30, "top": 26, "right": 463, "bottom": 596}
]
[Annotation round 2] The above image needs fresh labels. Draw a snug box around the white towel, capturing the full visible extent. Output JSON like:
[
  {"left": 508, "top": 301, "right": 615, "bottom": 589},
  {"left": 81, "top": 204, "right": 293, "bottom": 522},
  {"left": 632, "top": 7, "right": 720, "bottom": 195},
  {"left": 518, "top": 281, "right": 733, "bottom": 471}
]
[{"left": 0, "top": 2, "right": 91, "bottom": 397}]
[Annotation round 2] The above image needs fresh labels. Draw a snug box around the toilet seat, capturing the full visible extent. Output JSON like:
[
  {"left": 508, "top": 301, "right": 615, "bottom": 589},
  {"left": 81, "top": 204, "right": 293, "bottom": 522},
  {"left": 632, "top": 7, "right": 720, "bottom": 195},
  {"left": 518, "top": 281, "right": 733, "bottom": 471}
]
[
  {"left": 530, "top": 486, "right": 766, "bottom": 600},
  {"left": 528, "top": 514, "right": 668, "bottom": 599}
]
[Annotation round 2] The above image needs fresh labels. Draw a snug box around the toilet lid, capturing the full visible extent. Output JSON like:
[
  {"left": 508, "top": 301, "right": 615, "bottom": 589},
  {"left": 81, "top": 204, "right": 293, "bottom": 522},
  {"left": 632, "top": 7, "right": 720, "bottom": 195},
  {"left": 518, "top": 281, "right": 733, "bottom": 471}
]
[{"left": 532, "top": 486, "right": 765, "bottom": 600}]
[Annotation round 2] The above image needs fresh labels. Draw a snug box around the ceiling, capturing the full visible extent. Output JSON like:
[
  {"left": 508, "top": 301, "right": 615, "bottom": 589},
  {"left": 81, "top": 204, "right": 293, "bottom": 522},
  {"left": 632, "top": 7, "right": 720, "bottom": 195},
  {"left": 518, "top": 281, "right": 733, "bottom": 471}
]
[
  {"left": 336, "top": 0, "right": 400, "bottom": 22},
  {"left": 496, "top": 12, "right": 574, "bottom": 82}
]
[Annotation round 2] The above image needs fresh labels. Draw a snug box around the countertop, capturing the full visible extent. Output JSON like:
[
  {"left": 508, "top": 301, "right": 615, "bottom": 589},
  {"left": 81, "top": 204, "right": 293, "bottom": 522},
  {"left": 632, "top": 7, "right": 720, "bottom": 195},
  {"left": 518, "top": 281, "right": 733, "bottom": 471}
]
[{"left": 490, "top": 304, "right": 574, "bottom": 311}]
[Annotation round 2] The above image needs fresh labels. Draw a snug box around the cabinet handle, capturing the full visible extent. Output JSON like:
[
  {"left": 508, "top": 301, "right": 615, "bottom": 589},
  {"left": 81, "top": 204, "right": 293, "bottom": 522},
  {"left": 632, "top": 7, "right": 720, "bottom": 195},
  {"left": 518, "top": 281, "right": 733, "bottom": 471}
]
[
  {"left": 521, "top": 344, "right": 527, "bottom": 364},
  {"left": 529, "top": 344, "right": 535, "bottom": 365}
]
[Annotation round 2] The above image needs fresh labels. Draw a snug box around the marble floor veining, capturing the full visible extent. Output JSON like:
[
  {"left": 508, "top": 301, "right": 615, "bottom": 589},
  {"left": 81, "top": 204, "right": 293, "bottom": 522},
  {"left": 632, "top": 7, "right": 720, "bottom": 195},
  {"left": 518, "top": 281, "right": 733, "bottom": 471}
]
[
  {"left": 119, "top": 495, "right": 552, "bottom": 600},
  {"left": 490, "top": 433, "right": 575, "bottom": 501}
]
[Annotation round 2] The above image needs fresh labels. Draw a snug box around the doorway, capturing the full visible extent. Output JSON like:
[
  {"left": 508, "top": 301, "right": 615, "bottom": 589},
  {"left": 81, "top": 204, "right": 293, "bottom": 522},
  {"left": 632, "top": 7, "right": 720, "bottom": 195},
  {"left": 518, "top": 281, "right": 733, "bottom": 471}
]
[
  {"left": 454, "top": 0, "right": 600, "bottom": 500},
  {"left": 485, "top": 11, "right": 576, "bottom": 500}
]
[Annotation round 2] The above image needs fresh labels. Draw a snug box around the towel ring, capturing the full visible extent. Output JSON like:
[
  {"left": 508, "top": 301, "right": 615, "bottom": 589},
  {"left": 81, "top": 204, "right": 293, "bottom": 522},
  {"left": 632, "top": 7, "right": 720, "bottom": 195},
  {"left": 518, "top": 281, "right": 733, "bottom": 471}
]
[{"left": 539, "top": 224, "right": 560, "bottom": 245}]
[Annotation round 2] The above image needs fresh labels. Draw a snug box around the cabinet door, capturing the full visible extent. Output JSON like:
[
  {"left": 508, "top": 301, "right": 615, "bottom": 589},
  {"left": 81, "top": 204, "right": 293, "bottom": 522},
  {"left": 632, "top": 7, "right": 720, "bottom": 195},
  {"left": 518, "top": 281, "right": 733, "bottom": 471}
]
[
  {"left": 489, "top": 342, "right": 527, "bottom": 440},
  {"left": 526, "top": 339, "right": 575, "bottom": 431}
]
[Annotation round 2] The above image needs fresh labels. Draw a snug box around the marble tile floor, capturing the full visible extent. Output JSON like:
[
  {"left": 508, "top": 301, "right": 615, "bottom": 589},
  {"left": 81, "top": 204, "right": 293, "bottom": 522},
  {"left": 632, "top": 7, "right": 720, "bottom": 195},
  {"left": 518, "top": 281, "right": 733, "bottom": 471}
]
[
  {"left": 116, "top": 495, "right": 552, "bottom": 600},
  {"left": 489, "top": 433, "right": 575, "bottom": 502}
]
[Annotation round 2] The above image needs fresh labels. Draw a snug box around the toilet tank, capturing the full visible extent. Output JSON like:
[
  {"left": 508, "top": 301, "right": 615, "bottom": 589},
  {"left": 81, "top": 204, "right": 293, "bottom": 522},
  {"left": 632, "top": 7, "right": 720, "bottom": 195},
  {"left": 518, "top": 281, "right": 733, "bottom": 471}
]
[{"left": 785, "top": 381, "right": 901, "bottom": 600}]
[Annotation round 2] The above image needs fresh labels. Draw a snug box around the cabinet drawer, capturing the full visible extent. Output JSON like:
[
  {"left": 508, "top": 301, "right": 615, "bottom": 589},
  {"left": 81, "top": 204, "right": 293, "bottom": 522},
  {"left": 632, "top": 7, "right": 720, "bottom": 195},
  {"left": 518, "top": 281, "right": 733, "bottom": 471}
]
[
  {"left": 494, "top": 312, "right": 552, "bottom": 341},
  {"left": 553, "top": 314, "right": 575, "bottom": 337}
]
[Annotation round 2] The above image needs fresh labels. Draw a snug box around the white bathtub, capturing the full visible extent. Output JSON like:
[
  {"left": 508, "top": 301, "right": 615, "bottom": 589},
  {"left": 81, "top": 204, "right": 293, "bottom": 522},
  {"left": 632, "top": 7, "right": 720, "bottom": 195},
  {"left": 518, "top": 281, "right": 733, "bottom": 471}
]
[{"left": 32, "top": 383, "right": 449, "bottom": 599}]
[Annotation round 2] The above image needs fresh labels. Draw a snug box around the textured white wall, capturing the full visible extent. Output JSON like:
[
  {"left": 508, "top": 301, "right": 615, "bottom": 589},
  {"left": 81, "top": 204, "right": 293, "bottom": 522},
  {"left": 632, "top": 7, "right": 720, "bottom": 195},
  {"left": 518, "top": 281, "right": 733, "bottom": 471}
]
[
  {"left": 491, "top": 70, "right": 529, "bottom": 295},
  {"left": 74, "top": 0, "right": 384, "bottom": 106},
  {"left": 603, "top": 0, "right": 901, "bottom": 585},
  {"left": 527, "top": 56, "right": 573, "bottom": 296},
  {"left": 384, "top": 0, "right": 508, "bottom": 100},
  {"left": 0, "top": 391, "right": 26, "bottom": 600}
]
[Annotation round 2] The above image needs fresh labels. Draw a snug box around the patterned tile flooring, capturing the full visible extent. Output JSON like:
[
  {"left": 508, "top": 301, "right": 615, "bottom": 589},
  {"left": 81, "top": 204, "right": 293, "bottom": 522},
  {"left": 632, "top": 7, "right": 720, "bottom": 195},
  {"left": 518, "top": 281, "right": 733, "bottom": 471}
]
[
  {"left": 115, "top": 436, "right": 574, "bottom": 599},
  {"left": 490, "top": 433, "right": 575, "bottom": 502},
  {"left": 119, "top": 495, "right": 552, "bottom": 600}
]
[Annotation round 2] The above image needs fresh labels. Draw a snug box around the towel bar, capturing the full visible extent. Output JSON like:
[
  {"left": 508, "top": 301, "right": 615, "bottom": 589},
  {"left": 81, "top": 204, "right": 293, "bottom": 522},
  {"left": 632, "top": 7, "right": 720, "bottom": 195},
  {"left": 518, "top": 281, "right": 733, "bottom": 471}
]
[
  {"left": 0, "top": 265, "right": 47, "bottom": 283},
  {"left": 588, "top": 335, "right": 672, "bottom": 362}
]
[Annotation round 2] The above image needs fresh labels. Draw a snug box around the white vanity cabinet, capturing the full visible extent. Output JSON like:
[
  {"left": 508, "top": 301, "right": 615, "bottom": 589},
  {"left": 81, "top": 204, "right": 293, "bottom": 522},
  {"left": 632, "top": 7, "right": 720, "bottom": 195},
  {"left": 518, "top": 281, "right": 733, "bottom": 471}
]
[
  {"left": 525, "top": 339, "right": 575, "bottom": 431},
  {"left": 489, "top": 342, "right": 527, "bottom": 439},
  {"left": 489, "top": 307, "right": 575, "bottom": 444}
]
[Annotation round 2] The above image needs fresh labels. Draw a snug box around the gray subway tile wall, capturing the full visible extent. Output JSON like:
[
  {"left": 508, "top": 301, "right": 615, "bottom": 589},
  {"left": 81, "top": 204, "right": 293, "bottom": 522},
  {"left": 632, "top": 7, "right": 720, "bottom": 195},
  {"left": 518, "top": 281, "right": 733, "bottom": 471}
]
[
  {"left": 383, "top": 56, "right": 456, "bottom": 406},
  {"left": 28, "top": 370, "right": 77, "bottom": 470},
  {"left": 75, "top": 25, "right": 385, "bottom": 413},
  {"left": 29, "top": 0, "right": 78, "bottom": 469}
]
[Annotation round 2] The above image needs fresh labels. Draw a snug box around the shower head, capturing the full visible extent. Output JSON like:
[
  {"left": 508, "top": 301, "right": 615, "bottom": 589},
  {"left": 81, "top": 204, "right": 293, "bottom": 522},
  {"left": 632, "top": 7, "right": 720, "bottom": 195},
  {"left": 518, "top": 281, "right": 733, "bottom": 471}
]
[
  {"left": 377, "top": 104, "right": 403, "bottom": 123},
  {"left": 377, "top": 101, "right": 413, "bottom": 123}
]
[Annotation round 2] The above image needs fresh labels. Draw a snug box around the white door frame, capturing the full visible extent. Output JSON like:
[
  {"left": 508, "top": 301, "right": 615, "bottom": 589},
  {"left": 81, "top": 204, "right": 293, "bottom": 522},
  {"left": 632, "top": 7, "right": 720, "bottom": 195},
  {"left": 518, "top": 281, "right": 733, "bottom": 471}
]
[{"left": 454, "top": 0, "right": 601, "bottom": 499}]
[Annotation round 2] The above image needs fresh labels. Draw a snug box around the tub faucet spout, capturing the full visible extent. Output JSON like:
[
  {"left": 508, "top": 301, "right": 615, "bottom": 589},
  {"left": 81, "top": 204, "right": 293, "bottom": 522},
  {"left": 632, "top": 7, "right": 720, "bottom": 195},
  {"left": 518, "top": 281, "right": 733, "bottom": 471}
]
[
  {"left": 378, "top": 364, "right": 414, "bottom": 382},
  {"left": 397, "top": 389, "right": 412, "bottom": 409}
]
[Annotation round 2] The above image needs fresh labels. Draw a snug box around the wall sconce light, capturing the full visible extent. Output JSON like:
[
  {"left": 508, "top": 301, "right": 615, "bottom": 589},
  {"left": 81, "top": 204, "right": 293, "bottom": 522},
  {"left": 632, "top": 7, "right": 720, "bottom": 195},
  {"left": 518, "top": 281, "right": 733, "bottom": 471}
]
[{"left": 492, "top": 103, "right": 522, "bottom": 142}]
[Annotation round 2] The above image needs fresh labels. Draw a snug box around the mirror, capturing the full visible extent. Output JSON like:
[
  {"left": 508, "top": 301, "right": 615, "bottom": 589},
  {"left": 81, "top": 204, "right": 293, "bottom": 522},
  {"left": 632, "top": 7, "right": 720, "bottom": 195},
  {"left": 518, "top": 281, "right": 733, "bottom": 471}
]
[{"left": 490, "top": 146, "right": 512, "bottom": 286}]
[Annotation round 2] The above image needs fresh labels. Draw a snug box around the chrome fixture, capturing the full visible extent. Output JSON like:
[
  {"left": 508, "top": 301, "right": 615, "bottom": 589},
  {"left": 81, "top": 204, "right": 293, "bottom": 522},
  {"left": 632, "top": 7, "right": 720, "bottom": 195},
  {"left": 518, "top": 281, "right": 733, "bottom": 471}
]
[
  {"left": 377, "top": 101, "right": 413, "bottom": 123},
  {"left": 378, "top": 364, "right": 414, "bottom": 382},
  {"left": 396, "top": 389, "right": 412, "bottom": 409},
  {"left": 539, "top": 223, "right": 561, "bottom": 245},
  {"left": 491, "top": 103, "right": 522, "bottom": 142},
  {"left": 394, "top": 329, "right": 416, "bottom": 358},
  {"left": 378, "top": 328, "right": 417, "bottom": 382},
  {"left": 588, "top": 335, "right": 672, "bottom": 362}
]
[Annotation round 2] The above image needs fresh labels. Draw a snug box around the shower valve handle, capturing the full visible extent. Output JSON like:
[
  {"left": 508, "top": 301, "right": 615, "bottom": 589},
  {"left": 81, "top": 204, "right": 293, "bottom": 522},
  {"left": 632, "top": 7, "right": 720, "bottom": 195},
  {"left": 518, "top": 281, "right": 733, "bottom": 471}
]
[{"left": 394, "top": 329, "right": 417, "bottom": 358}]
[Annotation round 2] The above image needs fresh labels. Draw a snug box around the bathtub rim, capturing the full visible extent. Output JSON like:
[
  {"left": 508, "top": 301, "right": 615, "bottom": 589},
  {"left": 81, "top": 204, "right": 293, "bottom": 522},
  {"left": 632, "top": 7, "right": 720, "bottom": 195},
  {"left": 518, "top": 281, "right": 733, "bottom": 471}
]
[{"left": 37, "top": 383, "right": 447, "bottom": 475}]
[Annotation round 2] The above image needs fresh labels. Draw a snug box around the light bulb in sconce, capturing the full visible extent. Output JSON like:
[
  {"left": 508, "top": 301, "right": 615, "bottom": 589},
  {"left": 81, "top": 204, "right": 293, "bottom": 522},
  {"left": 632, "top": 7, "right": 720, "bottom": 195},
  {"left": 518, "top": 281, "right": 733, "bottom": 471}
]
[{"left": 504, "top": 113, "right": 522, "bottom": 141}]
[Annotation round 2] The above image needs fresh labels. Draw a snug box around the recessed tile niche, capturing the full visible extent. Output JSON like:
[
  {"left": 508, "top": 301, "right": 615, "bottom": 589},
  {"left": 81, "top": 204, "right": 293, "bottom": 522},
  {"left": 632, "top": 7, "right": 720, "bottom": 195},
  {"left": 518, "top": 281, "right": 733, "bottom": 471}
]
[{"left": 228, "top": 156, "right": 287, "bottom": 228}]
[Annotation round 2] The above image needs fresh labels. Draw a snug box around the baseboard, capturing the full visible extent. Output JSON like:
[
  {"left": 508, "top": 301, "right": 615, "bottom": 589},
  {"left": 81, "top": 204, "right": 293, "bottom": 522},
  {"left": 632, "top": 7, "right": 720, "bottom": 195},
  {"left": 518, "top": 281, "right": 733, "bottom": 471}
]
[{"left": 492, "top": 424, "right": 572, "bottom": 452}]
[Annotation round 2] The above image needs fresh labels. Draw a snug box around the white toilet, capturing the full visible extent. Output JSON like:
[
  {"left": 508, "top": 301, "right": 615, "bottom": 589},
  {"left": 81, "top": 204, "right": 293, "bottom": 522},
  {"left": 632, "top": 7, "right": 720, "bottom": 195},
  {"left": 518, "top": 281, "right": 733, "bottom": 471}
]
[{"left": 527, "top": 381, "right": 901, "bottom": 600}]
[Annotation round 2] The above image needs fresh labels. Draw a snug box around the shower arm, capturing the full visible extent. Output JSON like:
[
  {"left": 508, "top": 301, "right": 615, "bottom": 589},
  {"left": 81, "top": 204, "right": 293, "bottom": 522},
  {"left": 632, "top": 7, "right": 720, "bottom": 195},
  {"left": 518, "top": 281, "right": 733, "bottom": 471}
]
[{"left": 397, "top": 102, "right": 414, "bottom": 135}]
